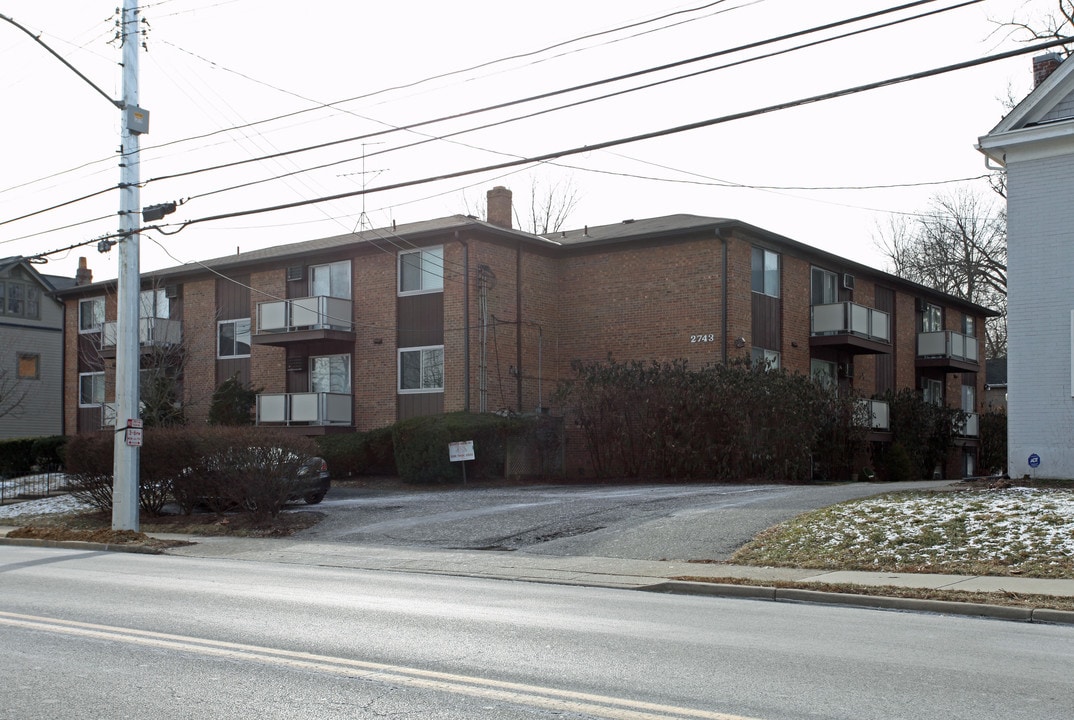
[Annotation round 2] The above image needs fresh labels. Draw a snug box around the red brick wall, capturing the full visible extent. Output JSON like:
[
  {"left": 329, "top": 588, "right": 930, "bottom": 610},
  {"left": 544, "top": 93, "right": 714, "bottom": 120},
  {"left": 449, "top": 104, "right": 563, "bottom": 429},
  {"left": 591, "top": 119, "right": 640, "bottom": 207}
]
[
  {"left": 353, "top": 249, "right": 398, "bottom": 431},
  {"left": 180, "top": 278, "right": 217, "bottom": 424}
]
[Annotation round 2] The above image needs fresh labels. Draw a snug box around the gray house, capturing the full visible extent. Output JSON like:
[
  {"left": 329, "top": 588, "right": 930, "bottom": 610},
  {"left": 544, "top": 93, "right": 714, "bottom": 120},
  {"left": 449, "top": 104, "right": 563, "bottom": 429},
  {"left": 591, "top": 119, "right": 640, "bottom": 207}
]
[
  {"left": 977, "top": 52, "right": 1074, "bottom": 478},
  {"left": 0, "top": 257, "right": 74, "bottom": 440}
]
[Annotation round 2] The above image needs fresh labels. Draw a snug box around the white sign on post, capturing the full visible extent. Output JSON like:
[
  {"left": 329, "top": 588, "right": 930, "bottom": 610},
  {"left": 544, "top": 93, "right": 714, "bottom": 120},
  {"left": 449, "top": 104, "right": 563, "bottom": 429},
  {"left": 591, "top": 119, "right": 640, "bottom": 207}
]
[
  {"left": 125, "top": 418, "right": 144, "bottom": 447},
  {"left": 449, "top": 440, "right": 475, "bottom": 462}
]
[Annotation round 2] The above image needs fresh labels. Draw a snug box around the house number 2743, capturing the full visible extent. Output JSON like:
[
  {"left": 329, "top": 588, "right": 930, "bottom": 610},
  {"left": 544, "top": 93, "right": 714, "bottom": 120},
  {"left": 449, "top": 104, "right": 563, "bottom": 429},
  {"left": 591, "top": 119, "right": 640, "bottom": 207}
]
[{"left": 690, "top": 333, "right": 716, "bottom": 343}]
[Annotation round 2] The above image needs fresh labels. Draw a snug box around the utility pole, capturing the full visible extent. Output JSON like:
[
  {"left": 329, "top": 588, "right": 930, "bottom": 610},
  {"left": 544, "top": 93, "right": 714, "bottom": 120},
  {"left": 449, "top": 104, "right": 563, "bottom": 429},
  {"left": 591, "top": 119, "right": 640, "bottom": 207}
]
[{"left": 113, "top": 0, "right": 144, "bottom": 531}]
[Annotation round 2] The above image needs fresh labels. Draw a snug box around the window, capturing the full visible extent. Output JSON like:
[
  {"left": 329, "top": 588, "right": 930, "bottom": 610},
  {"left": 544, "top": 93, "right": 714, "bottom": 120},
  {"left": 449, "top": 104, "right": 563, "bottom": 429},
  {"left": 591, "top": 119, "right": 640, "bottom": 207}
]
[
  {"left": 810, "top": 359, "right": 836, "bottom": 389},
  {"left": 751, "top": 347, "right": 780, "bottom": 371},
  {"left": 0, "top": 281, "right": 41, "bottom": 320},
  {"left": 962, "top": 314, "right": 975, "bottom": 337},
  {"left": 217, "top": 319, "right": 251, "bottom": 358},
  {"left": 79, "top": 372, "right": 105, "bottom": 406},
  {"left": 751, "top": 247, "right": 780, "bottom": 297},
  {"left": 923, "top": 378, "right": 943, "bottom": 406},
  {"left": 310, "top": 354, "right": 351, "bottom": 393},
  {"left": 310, "top": 260, "right": 352, "bottom": 299},
  {"left": 399, "top": 346, "right": 445, "bottom": 392},
  {"left": 79, "top": 297, "right": 105, "bottom": 333},
  {"left": 17, "top": 353, "right": 39, "bottom": 380},
  {"left": 921, "top": 303, "right": 942, "bottom": 333},
  {"left": 140, "top": 288, "right": 169, "bottom": 319},
  {"left": 811, "top": 267, "right": 838, "bottom": 306},
  {"left": 398, "top": 247, "right": 444, "bottom": 295}
]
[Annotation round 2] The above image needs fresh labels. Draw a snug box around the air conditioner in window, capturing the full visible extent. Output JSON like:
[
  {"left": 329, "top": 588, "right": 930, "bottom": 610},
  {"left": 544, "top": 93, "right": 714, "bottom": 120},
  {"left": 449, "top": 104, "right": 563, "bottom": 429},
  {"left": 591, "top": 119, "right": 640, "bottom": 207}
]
[
  {"left": 164, "top": 284, "right": 180, "bottom": 299},
  {"left": 286, "top": 266, "right": 304, "bottom": 282},
  {"left": 842, "top": 273, "right": 855, "bottom": 290},
  {"left": 838, "top": 363, "right": 854, "bottom": 379}
]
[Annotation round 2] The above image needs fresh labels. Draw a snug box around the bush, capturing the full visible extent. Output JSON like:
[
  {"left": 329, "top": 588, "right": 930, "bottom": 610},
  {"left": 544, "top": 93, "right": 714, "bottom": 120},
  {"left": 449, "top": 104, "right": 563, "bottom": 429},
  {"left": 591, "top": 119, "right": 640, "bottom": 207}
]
[
  {"left": 181, "top": 426, "right": 320, "bottom": 521},
  {"left": 208, "top": 373, "right": 261, "bottom": 426},
  {"left": 880, "top": 442, "right": 914, "bottom": 483},
  {"left": 0, "top": 438, "right": 36, "bottom": 477},
  {"left": 315, "top": 427, "right": 397, "bottom": 478},
  {"left": 979, "top": 410, "right": 1007, "bottom": 475},
  {"left": 64, "top": 433, "right": 115, "bottom": 512},
  {"left": 392, "top": 412, "right": 529, "bottom": 484},
  {"left": 31, "top": 435, "right": 67, "bottom": 471}
]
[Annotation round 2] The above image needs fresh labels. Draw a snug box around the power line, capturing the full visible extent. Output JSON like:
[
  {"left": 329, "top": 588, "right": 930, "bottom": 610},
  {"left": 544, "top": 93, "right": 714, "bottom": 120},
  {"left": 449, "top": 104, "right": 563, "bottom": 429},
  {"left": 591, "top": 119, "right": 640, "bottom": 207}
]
[{"left": 149, "top": 35, "right": 1070, "bottom": 236}]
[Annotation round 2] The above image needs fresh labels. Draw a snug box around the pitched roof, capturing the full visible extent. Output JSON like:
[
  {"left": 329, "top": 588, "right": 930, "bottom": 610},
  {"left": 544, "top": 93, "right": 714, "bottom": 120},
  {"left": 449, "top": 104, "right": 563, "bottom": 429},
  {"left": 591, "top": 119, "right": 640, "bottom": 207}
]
[{"left": 978, "top": 53, "right": 1074, "bottom": 163}]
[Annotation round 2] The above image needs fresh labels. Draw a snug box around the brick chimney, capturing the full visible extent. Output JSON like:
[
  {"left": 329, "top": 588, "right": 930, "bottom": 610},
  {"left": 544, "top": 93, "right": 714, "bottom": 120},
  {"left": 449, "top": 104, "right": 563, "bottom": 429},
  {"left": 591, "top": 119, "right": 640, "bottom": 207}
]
[
  {"left": 75, "top": 256, "right": 92, "bottom": 286},
  {"left": 1033, "top": 52, "right": 1062, "bottom": 88},
  {"left": 486, "top": 186, "right": 513, "bottom": 229}
]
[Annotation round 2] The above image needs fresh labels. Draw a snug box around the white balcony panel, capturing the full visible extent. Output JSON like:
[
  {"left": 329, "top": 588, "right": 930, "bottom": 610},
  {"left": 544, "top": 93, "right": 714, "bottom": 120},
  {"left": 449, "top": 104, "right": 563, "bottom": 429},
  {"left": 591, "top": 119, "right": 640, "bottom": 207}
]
[
  {"left": 258, "top": 301, "right": 288, "bottom": 333},
  {"left": 811, "top": 304, "right": 844, "bottom": 334},
  {"left": 257, "top": 394, "right": 288, "bottom": 423},
  {"left": 290, "top": 392, "right": 320, "bottom": 422},
  {"left": 325, "top": 392, "right": 353, "bottom": 424},
  {"left": 290, "top": 297, "right": 322, "bottom": 328},
  {"left": 918, "top": 331, "right": 947, "bottom": 356}
]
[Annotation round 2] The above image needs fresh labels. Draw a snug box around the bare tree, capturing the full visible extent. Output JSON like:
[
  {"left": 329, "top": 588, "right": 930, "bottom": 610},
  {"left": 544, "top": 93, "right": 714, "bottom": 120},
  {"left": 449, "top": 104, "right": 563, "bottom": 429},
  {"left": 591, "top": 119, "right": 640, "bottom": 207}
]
[
  {"left": 875, "top": 187, "right": 1008, "bottom": 358},
  {"left": 993, "top": 1, "right": 1074, "bottom": 57}
]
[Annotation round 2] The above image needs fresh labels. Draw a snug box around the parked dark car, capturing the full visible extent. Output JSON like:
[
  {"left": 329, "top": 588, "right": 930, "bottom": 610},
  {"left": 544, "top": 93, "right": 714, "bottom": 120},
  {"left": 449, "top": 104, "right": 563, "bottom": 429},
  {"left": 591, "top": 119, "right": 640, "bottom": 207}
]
[{"left": 291, "top": 455, "right": 331, "bottom": 505}]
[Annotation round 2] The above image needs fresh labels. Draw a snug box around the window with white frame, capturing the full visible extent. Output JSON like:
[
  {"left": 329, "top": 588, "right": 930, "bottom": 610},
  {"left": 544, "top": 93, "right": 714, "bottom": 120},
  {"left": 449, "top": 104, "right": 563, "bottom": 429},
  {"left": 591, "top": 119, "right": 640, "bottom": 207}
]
[
  {"left": 751, "top": 247, "right": 780, "bottom": 298},
  {"left": 751, "top": 347, "right": 780, "bottom": 371},
  {"left": 79, "top": 372, "right": 105, "bottom": 406},
  {"left": 310, "top": 260, "right": 352, "bottom": 299},
  {"left": 217, "top": 318, "right": 251, "bottom": 358},
  {"left": 79, "top": 297, "right": 105, "bottom": 333},
  {"left": 399, "top": 346, "right": 444, "bottom": 392},
  {"left": 398, "top": 247, "right": 444, "bottom": 295},
  {"left": 310, "top": 354, "right": 351, "bottom": 393}
]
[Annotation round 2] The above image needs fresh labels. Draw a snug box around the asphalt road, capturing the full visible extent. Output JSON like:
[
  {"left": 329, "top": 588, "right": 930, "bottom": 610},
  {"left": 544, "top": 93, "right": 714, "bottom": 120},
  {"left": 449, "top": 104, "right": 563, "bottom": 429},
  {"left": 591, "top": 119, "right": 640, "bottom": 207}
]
[
  {"left": 298, "top": 480, "right": 949, "bottom": 561},
  {"left": 3, "top": 545, "right": 1072, "bottom": 720}
]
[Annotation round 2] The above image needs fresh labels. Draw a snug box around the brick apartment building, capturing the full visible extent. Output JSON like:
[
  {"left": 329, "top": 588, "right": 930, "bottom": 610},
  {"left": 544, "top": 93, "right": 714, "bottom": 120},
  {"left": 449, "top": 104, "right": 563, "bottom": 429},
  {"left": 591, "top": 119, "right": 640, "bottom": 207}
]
[{"left": 57, "top": 187, "right": 992, "bottom": 478}]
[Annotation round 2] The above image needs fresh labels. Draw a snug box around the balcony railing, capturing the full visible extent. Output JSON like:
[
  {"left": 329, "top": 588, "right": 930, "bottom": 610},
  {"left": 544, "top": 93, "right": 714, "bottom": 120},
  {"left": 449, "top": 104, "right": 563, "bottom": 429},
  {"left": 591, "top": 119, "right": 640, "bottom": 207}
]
[
  {"left": 957, "top": 412, "right": 980, "bottom": 437},
  {"left": 256, "top": 392, "right": 353, "bottom": 426},
  {"left": 856, "top": 399, "right": 890, "bottom": 431},
  {"left": 101, "top": 317, "right": 182, "bottom": 349},
  {"left": 256, "top": 296, "right": 352, "bottom": 334},
  {"left": 811, "top": 302, "right": 890, "bottom": 343},
  {"left": 917, "top": 331, "right": 978, "bottom": 363}
]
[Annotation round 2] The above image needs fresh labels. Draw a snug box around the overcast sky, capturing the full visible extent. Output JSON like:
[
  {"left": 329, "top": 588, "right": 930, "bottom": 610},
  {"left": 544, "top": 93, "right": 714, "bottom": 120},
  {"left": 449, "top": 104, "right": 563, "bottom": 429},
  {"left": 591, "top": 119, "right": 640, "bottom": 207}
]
[{"left": 0, "top": 0, "right": 1062, "bottom": 282}]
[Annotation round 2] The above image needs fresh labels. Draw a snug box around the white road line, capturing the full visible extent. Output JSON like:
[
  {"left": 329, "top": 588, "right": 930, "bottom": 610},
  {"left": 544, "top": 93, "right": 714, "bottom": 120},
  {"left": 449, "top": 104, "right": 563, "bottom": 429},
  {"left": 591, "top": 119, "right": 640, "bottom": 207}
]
[{"left": 0, "top": 610, "right": 761, "bottom": 720}]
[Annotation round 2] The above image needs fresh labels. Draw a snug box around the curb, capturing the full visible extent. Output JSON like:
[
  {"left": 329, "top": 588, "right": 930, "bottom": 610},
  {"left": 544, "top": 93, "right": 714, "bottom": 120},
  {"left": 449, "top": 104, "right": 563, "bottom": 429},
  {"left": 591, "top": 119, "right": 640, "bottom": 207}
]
[
  {"left": 641, "top": 581, "right": 1074, "bottom": 625},
  {"left": 0, "top": 537, "right": 164, "bottom": 555}
]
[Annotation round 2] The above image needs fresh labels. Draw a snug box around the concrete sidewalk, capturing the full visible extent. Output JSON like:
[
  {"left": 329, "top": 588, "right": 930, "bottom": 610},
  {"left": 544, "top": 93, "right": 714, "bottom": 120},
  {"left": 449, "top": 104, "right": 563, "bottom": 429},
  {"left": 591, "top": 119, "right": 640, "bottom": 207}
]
[{"left": 4, "top": 526, "right": 1074, "bottom": 624}]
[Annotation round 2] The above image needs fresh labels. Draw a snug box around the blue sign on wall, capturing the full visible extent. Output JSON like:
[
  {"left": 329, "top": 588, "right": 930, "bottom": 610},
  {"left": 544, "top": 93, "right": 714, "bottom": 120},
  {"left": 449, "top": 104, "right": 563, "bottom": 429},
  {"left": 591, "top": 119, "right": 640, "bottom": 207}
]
[{"left": 1028, "top": 453, "right": 1041, "bottom": 468}]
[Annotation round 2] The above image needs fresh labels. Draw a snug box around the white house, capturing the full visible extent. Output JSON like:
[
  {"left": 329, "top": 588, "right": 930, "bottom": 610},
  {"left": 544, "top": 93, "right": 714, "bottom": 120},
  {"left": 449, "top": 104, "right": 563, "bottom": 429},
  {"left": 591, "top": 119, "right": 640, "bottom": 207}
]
[{"left": 977, "top": 52, "right": 1074, "bottom": 478}]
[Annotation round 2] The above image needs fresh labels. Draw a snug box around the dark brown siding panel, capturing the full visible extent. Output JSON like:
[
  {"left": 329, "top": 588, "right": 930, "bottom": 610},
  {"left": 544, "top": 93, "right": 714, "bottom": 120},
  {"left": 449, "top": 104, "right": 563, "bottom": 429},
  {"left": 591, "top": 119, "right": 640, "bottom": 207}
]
[
  {"left": 397, "top": 392, "right": 444, "bottom": 421},
  {"left": 77, "top": 407, "right": 102, "bottom": 432},
  {"left": 874, "top": 287, "right": 895, "bottom": 395},
  {"left": 216, "top": 274, "right": 251, "bottom": 320},
  {"left": 217, "top": 358, "right": 250, "bottom": 388},
  {"left": 751, "top": 293, "right": 781, "bottom": 349},
  {"left": 397, "top": 293, "right": 444, "bottom": 348}
]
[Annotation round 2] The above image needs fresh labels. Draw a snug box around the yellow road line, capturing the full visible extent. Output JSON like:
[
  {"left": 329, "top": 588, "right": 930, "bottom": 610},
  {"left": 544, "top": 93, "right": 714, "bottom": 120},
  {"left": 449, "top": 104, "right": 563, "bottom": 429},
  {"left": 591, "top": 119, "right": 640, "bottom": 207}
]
[{"left": 0, "top": 610, "right": 761, "bottom": 720}]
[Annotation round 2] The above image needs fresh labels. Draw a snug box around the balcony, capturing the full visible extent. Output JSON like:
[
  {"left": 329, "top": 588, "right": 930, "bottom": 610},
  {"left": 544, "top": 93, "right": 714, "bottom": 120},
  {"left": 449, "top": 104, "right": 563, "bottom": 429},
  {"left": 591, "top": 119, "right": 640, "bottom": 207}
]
[
  {"left": 916, "top": 331, "right": 980, "bottom": 372},
  {"left": 100, "top": 318, "right": 182, "bottom": 355},
  {"left": 856, "top": 399, "right": 890, "bottom": 431},
  {"left": 252, "top": 296, "right": 354, "bottom": 347},
  {"left": 810, "top": 302, "right": 891, "bottom": 355},
  {"left": 256, "top": 392, "right": 353, "bottom": 427}
]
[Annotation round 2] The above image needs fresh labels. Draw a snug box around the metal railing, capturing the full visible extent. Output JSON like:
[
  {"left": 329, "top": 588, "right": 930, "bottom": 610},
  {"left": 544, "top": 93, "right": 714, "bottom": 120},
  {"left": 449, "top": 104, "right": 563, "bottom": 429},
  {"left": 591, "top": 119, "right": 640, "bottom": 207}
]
[
  {"left": 0, "top": 469, "right": 69, "bottom": 505},
  {"left": 811, "top": 302, "right": 890, "bottom": 343},
  {"left": 256, "top": 296, "right": 352, "bottom": 334},
  {"left": 256, "top": 392, "right": 353, "bottom": 426},
  {"left": 101, "top": 317, "right": 182, "bottom": 348},
  {"left": 917, "top": 331, "right": 978, "bottom": 362}
]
